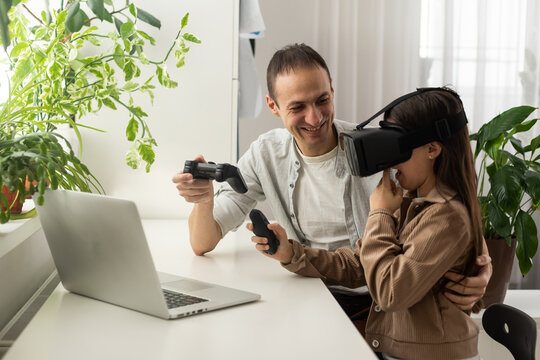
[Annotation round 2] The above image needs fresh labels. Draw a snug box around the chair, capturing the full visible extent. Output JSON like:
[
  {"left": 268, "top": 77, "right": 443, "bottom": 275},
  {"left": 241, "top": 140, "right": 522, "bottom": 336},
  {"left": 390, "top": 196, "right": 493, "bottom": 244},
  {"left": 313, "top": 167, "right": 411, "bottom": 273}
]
[{"left": 482, "top": 303, "right": 537, "bottom": 360}]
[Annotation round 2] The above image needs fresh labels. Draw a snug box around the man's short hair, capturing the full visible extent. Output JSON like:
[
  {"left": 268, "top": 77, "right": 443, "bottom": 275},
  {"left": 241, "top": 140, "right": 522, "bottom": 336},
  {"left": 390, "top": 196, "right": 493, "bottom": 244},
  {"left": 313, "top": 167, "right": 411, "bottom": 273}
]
[{"left": 266, "top": 43, "right": 332, "bottom": 106}]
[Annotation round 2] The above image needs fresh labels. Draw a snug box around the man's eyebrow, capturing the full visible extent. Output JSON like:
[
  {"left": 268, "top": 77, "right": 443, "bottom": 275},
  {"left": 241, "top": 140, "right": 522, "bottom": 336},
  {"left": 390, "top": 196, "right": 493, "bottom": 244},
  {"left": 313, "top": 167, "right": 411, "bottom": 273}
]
[
  {"left": 285, "top": 100, "right": 304, "bottom": 108},
  {"left": 285, "top": 92, "right": 330, "bottom": 108}
]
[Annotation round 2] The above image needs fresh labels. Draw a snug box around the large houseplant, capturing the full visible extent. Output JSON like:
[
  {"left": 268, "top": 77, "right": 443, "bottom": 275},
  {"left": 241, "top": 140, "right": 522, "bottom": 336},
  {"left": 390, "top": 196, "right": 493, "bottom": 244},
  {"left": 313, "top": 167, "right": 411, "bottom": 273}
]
[
  {"left": 0, "top": 0, "right": 199, "bottom": 223},
  {"left": 470, "top": 105, "right": 540, "bottom": 304}
]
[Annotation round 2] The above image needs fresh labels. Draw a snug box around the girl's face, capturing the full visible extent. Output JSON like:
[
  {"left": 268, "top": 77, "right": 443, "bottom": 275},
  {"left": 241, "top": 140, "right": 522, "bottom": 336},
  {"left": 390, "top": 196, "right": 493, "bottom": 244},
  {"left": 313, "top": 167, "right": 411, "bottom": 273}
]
[
  {"left": 389, "top": 119, "right": 441, "bottom": 196},
  {"left": 392, "top": 146, "right": 434, "bottom": 194}
]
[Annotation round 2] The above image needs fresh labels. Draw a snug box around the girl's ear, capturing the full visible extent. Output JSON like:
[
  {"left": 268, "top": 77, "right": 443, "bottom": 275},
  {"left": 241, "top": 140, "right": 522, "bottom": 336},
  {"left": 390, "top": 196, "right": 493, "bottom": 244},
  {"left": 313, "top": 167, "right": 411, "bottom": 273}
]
[{"left": 427, "top": 142, "right": 442, "bottom": 159}]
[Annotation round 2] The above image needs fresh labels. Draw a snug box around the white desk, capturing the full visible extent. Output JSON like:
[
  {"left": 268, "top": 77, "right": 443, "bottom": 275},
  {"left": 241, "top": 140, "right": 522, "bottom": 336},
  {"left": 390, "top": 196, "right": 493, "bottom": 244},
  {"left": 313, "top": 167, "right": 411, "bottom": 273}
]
[{"left": 3, "top": 220, "right": 377, "bottom": 360}]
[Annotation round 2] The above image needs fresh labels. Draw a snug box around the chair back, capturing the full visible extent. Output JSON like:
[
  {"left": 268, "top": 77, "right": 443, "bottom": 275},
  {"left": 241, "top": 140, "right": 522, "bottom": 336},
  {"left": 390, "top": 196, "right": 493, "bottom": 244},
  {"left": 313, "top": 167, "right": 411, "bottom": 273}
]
[{"left": 482, "top": 303, "right": 537, "bottom": 360}]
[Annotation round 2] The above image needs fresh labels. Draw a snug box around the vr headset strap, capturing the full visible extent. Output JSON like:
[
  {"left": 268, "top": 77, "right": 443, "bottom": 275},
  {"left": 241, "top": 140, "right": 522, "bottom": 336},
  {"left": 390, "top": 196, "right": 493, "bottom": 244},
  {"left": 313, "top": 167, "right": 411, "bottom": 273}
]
[
  {"left": 357, "top": 91, "right": 422, "bottom": 129},
  {"left": 398, "top": 110, "right": 469, "bottom": 151},
  {"left": 356, "top": 87, "right": 462, "bottom": 129}
]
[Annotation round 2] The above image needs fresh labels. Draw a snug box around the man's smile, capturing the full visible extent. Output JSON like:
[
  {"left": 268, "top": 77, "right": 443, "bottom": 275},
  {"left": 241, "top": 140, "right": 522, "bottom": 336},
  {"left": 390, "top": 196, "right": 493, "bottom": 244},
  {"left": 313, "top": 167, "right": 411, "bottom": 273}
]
[{"left": 302, "top": 124, "right": 323, "bottom": 131}]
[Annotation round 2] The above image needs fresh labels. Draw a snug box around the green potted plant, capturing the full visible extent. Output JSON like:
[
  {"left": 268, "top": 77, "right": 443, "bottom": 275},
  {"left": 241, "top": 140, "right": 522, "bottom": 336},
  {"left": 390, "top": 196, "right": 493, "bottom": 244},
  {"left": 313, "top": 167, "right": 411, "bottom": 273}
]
[
  {"left": 0, "top": 129, "right": 103, "bottom": 222},
  {"left": 0, "top": 0, "right": 200, "bottom": 223},
  {"left": 470, "top": 105, "right": 540, "bottom": 305}
]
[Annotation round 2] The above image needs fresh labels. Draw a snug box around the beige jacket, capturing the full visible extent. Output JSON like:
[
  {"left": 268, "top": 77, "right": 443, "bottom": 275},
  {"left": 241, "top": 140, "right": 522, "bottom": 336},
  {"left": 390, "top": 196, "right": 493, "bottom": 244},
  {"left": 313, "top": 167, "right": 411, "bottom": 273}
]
[{"left": 283, "top": 186, "right": 479, "bottom": 359}]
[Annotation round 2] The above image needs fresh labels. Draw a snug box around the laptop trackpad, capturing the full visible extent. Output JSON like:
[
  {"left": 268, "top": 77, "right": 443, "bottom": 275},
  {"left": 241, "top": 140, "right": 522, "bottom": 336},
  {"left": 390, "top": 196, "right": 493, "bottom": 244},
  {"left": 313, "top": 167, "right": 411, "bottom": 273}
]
[{"left": 163, "top": 280, "right": 211, "bottom": 292}]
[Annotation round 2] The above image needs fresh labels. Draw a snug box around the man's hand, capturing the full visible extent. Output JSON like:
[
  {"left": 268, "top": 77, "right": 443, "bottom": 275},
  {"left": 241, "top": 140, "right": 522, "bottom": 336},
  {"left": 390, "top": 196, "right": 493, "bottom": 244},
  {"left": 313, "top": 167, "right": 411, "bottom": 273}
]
[
  {"left": 172, "top": 155, "right": 214, "bottom": 204},
  {"left": 444, "top": 254, "right": 492, "bottom": 311}
]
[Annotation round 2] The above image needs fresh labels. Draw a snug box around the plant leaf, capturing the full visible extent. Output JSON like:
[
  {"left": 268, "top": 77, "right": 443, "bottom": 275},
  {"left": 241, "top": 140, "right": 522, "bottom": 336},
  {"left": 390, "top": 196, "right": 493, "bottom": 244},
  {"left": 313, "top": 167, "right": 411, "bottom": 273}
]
[
  {"left": 126, "top": 117, "right": 138, "bottom": 141},
  {"left": 65, "top": 2, "right": 86, "bottom": 34},
  {"left": 129, "top": 3, "right": 137, "bottom": 18},
  {"left": 525, "top": 134, "right": 540, "bottom": 153},
  {"left": 88, "top": 0, "right": 105, "bottom": 21},
  {"left": 486, "top": 199, "right": 512, "bottom": 239},
  {"left": 125, "top": 146, "right": 140, "bottom": 169},
  {"left": 180, "top": 13, "right": 189, "bottom": 29},
  {"left": 515, "top": 210, "right": 538, "bottom": 275},
  {"left": 182, "top": 33, "right": 201, "bottom": 44},
  {"left": 113, "top": 43, "right": 124, "bottom": 68},
  {"left": 509, "top": 137, "right": 524, "bottom": 155},
  {"left": 113, "top": 16, "right": 123, "bottom": 34},
  {"left": 10, "top": 41, "right": 29, "bottom": 57},
  {"left": 0, "top": 0, "right": 12, "bottom": 50},
  {"left": 129, "top": 105, "right": 147, "bottom": 118},
  {"left": 510, "top": 118, "right": 537, "bottom": 136},
  {"left": 120, "top": 21, "right": 135, "bottom": 39},
  {"left": 138, "top": 142, "right": 155, "bottom": 169},
  {"left": 484, "top": 133, "right": 505, "bottom": 161},
  {"left": 491, "top": 166, "right": 522, "bottom": 215},
  {"left": 137, "top": 30, "right": 155, "bottom": 45},
  {"left": 123, "top": 81, "right": 138, "bottom": 91},
  {"left": 136, "top": 7, "right": 161, "bottom": 29},
  {"left": 503, "top": 151, "right": 527, "bottom": 172},
  {"left": 102, "top": 97, "right": 117, "bottom": 110},
  {"left": 176, "top": 56, "right": 185, "bottom": 68},
  {"left": 472, "top": 106, "right": 537, "bottom": 157},
  {"left": 12, "top": 57, "right": 33, "bottom": 86},
  {"left": 523, "top": 170, "right": 540, "bottom": 204},
  {"left": 123, "top": 59, "right": 135, "bottom": 81}
]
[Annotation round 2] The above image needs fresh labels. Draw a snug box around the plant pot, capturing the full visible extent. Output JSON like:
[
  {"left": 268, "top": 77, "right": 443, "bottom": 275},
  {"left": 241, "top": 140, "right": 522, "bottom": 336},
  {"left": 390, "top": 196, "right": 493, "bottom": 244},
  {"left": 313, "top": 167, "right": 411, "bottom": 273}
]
[
  {"left": 483, "top": 236, "right": 517, "bottom": 307},
  {"left": 1, "top": 185, "right": 23, "bottom": 214},
  {"left": 24, "top": 178, "right": 39, "bottom": 199}
]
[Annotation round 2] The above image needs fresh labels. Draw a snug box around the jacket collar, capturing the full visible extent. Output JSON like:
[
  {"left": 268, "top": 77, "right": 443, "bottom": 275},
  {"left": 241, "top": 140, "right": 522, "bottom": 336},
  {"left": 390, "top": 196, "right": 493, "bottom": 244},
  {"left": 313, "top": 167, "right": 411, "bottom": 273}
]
[{"left": 405, "top": 184, "right": 457, "bottom": 205}]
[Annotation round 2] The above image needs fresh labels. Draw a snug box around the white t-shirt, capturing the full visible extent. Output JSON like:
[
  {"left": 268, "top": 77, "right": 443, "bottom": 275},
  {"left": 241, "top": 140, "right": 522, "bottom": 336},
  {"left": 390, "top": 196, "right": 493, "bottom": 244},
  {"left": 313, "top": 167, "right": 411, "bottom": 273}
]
[{"left": 293, "top": 145, "right": 350, "bottom": 251}]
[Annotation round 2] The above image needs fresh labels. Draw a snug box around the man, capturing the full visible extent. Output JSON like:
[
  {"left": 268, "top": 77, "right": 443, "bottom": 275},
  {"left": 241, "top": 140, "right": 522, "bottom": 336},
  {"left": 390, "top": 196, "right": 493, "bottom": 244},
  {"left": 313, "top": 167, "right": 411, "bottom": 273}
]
[{"left": 172, "top": 44, "right": 490, "bottom": 316}]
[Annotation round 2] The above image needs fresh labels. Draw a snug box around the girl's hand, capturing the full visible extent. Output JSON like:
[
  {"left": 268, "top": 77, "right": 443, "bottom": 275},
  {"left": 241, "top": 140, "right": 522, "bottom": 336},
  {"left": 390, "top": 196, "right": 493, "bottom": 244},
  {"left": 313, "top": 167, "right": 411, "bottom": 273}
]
[
  {"left": 246, "top": 222, "right": 294, "bottom": 263},
  {"left": 370, "top": 169, "right": 403, "bottom": 212}
]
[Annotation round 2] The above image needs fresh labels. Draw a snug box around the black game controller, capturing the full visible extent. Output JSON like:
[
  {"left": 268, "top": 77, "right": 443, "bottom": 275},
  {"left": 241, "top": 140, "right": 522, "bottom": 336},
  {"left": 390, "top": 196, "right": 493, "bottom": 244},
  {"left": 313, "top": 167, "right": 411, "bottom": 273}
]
[
  {"left": 249, "top": 209, "right": 279, "bottom": 255},
  {"left": 183, "top": 160, "right": 248, "bottom": 194}
]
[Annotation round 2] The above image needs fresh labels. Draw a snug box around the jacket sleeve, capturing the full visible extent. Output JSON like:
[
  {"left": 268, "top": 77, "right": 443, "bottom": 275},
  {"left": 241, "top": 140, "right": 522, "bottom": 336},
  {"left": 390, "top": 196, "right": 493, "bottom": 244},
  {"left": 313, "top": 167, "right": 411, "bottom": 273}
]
[
  {"left": 213, "top": 141, "right": 266, "bottom": 236},
  {"left": 282, "top": 239, "right": 367, "bottom": 288},
  {"left": 359, "top": 206, "right": 472, "bottom": 312}
]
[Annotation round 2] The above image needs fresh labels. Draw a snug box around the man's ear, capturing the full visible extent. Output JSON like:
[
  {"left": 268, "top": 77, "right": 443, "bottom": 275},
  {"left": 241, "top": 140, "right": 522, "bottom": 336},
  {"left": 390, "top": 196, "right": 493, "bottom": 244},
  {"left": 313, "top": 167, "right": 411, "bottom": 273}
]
[{"left": 266, "top": 95, "right": 281, "bottom": 117}]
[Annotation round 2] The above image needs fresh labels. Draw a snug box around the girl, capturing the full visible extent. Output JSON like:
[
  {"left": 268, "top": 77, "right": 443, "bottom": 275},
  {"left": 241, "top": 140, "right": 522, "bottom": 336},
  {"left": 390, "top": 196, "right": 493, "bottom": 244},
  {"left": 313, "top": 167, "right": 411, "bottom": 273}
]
[{"left": 249, "top": 88, "right": 483, "bottom": 359}]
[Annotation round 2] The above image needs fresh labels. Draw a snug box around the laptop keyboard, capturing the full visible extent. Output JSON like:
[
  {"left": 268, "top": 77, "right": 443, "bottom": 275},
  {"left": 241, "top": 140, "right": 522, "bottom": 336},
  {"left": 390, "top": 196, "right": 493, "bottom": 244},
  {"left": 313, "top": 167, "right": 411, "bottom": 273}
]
[{"left": 162, "top": 289, "right": 208, "bottom": 309}]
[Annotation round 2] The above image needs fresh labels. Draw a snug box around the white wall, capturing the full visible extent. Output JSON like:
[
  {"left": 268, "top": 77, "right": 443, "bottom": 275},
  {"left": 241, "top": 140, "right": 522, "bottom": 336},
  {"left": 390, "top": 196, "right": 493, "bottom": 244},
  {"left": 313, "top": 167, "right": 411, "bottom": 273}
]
[
  {"left": 239, "top": 0, "right": 318, "bottom": 155},
  {"left": 80, "top": 0, "right": 318, "bottom": 220},
  {"left": 79, "top": 0, "right": 238, "bottom": 219}
]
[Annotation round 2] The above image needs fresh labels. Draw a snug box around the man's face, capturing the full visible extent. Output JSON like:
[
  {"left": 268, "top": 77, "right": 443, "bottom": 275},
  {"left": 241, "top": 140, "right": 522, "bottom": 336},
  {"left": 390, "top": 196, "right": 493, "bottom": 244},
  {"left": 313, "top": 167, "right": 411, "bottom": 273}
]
[{"left": 266, "top": 66, "right": 336, "bottom": 157}]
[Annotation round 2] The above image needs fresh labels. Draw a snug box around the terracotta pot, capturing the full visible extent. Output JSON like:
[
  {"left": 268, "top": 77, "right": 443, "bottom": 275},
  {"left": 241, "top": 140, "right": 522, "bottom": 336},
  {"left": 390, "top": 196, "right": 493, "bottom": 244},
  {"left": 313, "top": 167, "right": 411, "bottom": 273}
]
[
  {"left": 25, "top": 178, "right": 39, "bottom": 199},
  {"left": 483, "top": 236, "right": 517, "bottom": 307},
  {"left": 1, "top": 185, "right": 24, "bottom": 214}
]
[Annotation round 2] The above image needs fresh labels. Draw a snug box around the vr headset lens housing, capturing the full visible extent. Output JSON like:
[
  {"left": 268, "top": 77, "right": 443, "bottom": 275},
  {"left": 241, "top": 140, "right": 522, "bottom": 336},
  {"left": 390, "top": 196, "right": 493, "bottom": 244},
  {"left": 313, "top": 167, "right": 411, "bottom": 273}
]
[
  {"left": 339, "top": 125, "right": 411, "bottom": 177},
  {"left": 341, "top": 87, "right": 468, "bottom": 177}
]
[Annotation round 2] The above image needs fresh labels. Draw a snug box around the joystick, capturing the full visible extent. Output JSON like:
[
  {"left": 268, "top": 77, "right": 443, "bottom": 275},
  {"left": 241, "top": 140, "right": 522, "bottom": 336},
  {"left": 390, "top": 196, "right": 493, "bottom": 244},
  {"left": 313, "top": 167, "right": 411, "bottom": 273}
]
[
  {"left": 183, "top": 160, "right": 248, "bottom": 194},
  {"left": 249, "top": 209, "right": 279, "bottom": 255}
]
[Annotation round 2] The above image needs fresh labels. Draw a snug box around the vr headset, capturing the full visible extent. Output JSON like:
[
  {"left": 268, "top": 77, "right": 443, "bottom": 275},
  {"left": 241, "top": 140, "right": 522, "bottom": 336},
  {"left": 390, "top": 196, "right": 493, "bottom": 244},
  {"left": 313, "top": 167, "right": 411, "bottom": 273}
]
[{"left": 339, "top": 87, "right": 468, "bottom": 177}]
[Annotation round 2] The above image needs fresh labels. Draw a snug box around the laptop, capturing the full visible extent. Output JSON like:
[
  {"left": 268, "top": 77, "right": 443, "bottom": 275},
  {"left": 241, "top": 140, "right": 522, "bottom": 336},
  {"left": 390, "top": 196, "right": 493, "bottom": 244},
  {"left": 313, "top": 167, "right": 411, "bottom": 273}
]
[{"left": 34, "top": 189, "right": 260, "bottom": 319}]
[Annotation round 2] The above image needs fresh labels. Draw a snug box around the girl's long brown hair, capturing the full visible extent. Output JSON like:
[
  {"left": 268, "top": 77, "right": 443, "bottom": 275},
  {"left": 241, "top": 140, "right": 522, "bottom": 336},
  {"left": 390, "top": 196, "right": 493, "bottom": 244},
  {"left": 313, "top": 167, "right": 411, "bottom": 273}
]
[{"left": 385, "top": 88, "right": 483, "bottom": 280}]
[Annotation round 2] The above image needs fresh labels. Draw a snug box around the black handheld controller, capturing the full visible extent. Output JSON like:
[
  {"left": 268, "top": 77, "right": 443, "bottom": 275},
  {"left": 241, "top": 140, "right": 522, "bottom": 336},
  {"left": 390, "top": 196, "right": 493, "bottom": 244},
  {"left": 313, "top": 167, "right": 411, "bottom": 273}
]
[
  {"left": 249, "top": 209, "right": 279, "bottom": 255},
  {"left": 183, "top": 160, "right": 248, "bottom": 194}
]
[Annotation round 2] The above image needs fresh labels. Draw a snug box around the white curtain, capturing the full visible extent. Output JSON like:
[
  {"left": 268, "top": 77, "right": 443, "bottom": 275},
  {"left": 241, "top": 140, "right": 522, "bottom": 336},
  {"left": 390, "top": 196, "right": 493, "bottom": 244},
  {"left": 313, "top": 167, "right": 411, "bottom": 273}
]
[
  {"left": 313, "top": 0, "right": 540, "bottom": 286},
  {"left": 313, "top": 0, "right": 540, "bottom": 131},
  {"left": 312, "top": 0, "right": 422, "bottom": 124}
]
